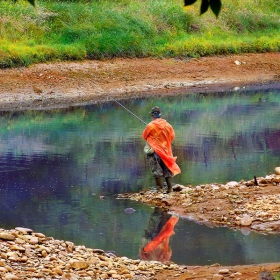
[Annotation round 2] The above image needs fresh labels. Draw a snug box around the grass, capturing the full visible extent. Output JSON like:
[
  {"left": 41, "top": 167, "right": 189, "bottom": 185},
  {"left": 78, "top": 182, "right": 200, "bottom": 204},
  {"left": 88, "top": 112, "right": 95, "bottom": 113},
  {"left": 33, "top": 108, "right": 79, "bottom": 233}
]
[{"left": 0, "top": 0, "right": 279, "bottom": 68}]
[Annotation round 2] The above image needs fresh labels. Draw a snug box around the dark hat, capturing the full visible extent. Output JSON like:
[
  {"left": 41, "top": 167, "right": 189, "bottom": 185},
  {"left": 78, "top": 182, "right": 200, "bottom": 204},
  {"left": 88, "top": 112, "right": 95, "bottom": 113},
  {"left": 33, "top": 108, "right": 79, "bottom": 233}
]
[{"left": 150, "top": 106, "right": 161, "bottom": 116}]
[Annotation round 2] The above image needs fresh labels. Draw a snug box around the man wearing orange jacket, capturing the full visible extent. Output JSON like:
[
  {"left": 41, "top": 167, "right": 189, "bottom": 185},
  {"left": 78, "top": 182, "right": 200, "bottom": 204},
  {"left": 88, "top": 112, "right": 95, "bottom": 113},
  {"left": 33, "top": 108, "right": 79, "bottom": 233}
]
[{"left": 142, "top": 106, "right": 181, "bottom": 193}]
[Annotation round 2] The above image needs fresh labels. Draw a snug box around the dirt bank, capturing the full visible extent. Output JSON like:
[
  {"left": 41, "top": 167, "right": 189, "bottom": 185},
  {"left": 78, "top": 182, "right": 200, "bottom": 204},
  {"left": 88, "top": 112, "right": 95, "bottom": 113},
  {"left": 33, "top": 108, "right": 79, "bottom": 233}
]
[
  {"left": 0, "top": 52, "right": 279, "bottom": 111},
  {"left": 1, "top": 53, "right": 280, "bottom": 279}
]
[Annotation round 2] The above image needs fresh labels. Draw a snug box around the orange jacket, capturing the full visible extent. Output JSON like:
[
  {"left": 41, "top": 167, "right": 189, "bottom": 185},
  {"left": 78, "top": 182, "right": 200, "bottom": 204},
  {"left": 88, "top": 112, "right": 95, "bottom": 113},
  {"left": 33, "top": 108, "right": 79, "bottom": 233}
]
[{"left": 142, "top": 118, "right": 181, "bottom": 176}]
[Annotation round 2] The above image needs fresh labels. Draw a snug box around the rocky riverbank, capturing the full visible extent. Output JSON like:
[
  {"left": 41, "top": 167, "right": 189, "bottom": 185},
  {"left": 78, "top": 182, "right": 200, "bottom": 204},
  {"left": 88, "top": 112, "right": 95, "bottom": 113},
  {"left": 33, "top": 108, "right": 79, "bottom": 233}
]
[
  {"left": 118, "top": 171, "right": 280, "bottom": 235},
  {"left": 0, "top": 227, "right": 186, "bottom": 280}
]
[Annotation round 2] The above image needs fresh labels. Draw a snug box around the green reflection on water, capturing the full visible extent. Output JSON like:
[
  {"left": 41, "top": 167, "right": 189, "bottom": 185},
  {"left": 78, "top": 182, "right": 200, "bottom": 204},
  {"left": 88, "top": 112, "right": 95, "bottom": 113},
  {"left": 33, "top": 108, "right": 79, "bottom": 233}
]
[{"left": 1, "top": 89, "right": 280, "bottom": 188}]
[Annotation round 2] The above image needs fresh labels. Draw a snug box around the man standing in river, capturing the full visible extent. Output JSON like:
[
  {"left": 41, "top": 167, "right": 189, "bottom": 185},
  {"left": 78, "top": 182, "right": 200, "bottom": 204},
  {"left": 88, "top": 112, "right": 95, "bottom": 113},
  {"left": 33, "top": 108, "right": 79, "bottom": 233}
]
[{"left": 142, "top": 106, "right": 181, "bottom": 193}]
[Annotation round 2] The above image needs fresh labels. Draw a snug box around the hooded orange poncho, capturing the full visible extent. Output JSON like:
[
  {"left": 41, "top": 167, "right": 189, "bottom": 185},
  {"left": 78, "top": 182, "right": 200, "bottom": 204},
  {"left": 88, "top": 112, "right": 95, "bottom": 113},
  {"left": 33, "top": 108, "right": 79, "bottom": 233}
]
[{"left": 142, "top": 118, "right": 181, "bottom": 176}]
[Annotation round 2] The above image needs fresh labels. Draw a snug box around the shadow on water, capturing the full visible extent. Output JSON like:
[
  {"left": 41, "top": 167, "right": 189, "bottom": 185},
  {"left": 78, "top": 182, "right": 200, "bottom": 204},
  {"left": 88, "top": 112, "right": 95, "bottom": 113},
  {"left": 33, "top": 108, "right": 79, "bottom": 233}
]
[{"left": 1, "top": 88, "right": 280, "bottom": 265}]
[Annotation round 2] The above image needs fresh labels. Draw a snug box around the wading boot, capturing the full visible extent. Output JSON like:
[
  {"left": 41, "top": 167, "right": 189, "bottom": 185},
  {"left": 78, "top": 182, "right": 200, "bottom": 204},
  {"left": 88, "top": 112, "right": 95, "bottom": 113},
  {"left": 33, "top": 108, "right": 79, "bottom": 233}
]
[
  {"left": 166, "top": 177, "right": 173, "bottom": 193},
  {"left": 155, "top": 177, "right": 164, "bottom": 192}
]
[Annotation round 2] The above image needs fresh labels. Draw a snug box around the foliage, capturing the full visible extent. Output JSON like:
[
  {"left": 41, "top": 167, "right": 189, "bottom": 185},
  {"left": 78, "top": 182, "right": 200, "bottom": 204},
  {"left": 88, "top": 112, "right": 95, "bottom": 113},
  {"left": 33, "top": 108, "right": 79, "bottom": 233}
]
[
  {"left": 21, "top": 0, "right": 222, "bottom": 17},
  {"left": 184, "top": 0, "right": 222, "bottom": 17},
  {"left": 0, "top": 0, "right": 279, "bottom": 67}
]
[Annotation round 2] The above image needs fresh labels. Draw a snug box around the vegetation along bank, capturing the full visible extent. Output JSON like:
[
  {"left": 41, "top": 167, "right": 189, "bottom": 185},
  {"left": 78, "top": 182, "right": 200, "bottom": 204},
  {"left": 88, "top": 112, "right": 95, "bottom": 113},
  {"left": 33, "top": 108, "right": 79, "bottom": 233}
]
[{"left": 0, "top": 0, "right": 279, "bottom": 68}]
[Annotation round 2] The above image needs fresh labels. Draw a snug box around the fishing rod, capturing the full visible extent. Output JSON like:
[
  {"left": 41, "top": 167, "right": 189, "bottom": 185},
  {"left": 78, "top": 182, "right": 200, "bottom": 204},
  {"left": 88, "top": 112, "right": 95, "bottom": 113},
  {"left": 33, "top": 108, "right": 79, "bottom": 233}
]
[{"left": 108, "top": 96, "right": 147, "bottom": 125}]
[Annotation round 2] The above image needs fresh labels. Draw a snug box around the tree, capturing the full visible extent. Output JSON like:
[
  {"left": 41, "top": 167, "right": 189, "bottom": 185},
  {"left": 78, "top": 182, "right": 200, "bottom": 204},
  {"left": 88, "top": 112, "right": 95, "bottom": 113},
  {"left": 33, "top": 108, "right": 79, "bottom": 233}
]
[{"left": 184, "top": 0, "right": 222, "bottom": 17}]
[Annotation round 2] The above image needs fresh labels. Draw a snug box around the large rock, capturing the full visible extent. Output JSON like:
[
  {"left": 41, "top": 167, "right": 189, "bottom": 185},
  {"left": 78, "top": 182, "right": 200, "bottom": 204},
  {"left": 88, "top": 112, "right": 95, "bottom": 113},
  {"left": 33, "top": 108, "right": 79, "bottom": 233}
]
[{"left": 275, "top": 167, "right": 280, "bottom": 175}]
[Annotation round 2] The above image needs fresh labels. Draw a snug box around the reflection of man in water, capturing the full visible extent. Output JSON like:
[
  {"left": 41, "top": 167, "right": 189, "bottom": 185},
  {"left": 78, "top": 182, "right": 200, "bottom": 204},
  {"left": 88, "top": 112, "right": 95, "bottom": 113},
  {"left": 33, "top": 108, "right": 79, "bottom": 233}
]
[{"left": 140, "top": 207, "right": 179, "bottom": 262}]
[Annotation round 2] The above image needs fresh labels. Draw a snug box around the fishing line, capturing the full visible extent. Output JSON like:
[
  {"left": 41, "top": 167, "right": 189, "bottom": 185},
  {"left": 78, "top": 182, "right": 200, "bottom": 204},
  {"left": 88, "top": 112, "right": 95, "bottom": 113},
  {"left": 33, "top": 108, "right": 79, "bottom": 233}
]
[{"left": 107, "top": 96, "right": 147, "bottom": 125}]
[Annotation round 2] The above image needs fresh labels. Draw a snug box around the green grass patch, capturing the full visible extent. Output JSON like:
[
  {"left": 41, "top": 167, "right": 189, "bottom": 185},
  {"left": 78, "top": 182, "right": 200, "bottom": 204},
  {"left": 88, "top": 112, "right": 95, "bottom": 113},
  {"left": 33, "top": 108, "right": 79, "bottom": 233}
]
[
  {"left": 162, "top": 32, "right": 280, "bottom": 57},
  {"left": 0, "top": 0, "right": 279, "bottom": 67}
]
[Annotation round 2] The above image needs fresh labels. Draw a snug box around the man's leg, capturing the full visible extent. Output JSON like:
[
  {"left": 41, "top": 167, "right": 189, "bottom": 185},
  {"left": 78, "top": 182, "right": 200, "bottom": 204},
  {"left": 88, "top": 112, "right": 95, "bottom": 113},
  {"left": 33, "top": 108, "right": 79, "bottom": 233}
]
[
  {"left": 165, "top": 177, "right": 173, "bottom": 193},
  {"left": 148, "top": 153, "right": 165, "bottom": 192},
  {"left": 155, "top": 176, "right": 164, "bottom": 192}
]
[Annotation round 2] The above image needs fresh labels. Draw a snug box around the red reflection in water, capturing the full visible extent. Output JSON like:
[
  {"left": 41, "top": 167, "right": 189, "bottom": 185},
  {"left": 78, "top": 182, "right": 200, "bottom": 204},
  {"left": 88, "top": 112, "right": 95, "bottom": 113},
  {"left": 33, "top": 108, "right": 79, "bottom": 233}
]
[{"left": 140, "top": 207, "right": 179, "bottom": 262}]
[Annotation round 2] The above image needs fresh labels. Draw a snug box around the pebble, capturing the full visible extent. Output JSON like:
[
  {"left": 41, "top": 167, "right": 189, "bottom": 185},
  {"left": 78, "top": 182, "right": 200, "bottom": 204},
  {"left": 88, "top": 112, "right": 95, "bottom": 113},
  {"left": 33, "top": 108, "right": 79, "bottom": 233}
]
[{"left": 124, "top": 208, "right": 136, "bottom": 213}]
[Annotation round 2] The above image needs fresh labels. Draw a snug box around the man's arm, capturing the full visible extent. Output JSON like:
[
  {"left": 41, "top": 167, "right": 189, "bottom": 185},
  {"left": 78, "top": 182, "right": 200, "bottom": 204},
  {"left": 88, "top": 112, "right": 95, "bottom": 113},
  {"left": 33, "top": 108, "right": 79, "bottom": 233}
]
[{"left": 142, "top": 123, "right": 153, "bottom": 140}]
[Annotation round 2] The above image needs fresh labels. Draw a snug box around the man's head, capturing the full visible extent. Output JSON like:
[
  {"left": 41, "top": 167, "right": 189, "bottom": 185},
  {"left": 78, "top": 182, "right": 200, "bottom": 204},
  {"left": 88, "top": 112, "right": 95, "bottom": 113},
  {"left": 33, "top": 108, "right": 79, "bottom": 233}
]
[{"left": 150, "top": 106, "right": 161, "bottom": 118}]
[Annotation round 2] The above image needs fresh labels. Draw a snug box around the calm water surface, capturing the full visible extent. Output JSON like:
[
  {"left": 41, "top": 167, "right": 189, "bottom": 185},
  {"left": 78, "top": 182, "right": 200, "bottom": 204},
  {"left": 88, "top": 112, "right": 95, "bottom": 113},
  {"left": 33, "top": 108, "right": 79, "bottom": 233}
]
[{"left": 1, "top": 88, "right": 280, "bottom": 265}]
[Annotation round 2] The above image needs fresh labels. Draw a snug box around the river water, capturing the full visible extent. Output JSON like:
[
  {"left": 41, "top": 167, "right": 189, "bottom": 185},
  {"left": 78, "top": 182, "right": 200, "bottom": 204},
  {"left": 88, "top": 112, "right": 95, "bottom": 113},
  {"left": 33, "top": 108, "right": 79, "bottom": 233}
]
[{"left": 1, "top": 88, "right": 280, "bottom": 265}]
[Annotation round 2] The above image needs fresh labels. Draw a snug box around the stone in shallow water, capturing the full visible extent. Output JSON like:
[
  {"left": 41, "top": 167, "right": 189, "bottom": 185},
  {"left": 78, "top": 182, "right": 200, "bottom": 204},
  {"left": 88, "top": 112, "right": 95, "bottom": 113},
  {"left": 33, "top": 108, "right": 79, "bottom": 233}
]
[
  {"left": 124, "top": 208, "right": 135, "bottom": 213},
  {"left": 275, "top": 167, "right": 280, "bottom": 175}
]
